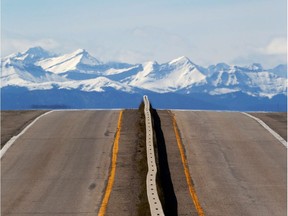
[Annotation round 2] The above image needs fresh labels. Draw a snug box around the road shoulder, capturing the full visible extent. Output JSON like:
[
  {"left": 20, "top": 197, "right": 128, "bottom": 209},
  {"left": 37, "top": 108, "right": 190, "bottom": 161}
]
[
  {"left": 1, "top": 110, "right": 47, "bottom": 148},
  {"left": 248, "top": 112, "right": 287, "bottom": 141}
]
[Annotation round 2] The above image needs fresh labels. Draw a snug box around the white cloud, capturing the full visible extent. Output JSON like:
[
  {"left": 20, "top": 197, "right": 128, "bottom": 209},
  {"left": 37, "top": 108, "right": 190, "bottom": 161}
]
[
  {"left": 2, "top": 36, "right": 59, "bottom": 56},
  {"left": 232, "top": 37, "right": 287, "bottom": 68},
  {"left": 262, "top": 37, "right": 287, "bottom": 55}
]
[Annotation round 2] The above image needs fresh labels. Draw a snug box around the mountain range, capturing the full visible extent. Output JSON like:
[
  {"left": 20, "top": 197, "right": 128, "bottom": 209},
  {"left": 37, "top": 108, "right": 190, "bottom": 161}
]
[{"left": 1, "top": 47, "right": 287, "bottom": 111}]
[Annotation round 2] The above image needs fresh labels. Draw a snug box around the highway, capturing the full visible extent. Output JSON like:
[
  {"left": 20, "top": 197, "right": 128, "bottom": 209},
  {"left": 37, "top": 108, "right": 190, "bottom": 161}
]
[
  {"left": 1, "top": 109, "right": 286, "bottom": 216},
  {"left": 1, "top": 110, "right": 120, "bottom": 216},
  {"left": 173, "top": 111, "right": 287, "bottom": 216}
]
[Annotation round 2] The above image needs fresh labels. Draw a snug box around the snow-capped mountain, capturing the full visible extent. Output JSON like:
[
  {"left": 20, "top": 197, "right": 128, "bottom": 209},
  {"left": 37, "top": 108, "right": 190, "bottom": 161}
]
[
  {"left": 1, "top": 47, "right": 287, "bottom": 110},
  {"left": 268, "top": 64, "right": 287, "bottom": 78},
  {"left": 129, "top": 57, "right": 206, "bottom": 92},
  {"left": 36, "top": 49, "right": 102, "bottom": 74},
  {"left": 6, "top": 47, "right": 54, "bottom": 65},
  {"left": 57, "top": 77, "right": 134, "bottom": 93},
  {"left": 1, "top": 48, "right": 67, "bottom": 90},
  {"left": 202, "top": 64, "right": 287, "bottom": 98}
]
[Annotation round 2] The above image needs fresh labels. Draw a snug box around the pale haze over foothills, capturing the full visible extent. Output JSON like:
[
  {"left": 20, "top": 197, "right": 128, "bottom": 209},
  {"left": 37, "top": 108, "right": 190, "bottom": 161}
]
[{"left": 1, "top": 0, "right": 287, "bottom": 68}]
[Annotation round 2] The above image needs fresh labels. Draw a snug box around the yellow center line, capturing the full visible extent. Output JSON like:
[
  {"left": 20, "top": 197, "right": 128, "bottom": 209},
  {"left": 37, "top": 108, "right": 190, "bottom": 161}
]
[
  {"left": 98, "top": 110, "right": 123, "bottom": 216},
  {"left": 170, "top": 111, "right": 205, "bottom": 216}
]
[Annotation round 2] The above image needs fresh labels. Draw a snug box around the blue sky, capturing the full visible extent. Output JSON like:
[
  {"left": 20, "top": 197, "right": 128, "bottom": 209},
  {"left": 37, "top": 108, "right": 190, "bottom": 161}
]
[{"left": 1, "top": 0, "right": 287, "bottom": 67}]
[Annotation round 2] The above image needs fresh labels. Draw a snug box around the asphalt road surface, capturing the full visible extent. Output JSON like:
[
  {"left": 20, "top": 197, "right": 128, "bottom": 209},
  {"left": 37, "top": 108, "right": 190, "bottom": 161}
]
[
  {"left": 1, "top": 110, "right": 120, "bottom": 216},
  {"left": 173, "top": 111, "right": 286, "bottom": 216}
]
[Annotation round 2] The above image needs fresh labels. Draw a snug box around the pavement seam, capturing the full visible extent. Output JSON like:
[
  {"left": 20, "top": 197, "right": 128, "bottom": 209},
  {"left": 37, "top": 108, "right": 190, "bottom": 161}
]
[
  {"left": 98, "top": 110, "right": 123, "bottom": 216},
  {"left": 170, "top": 111, "right": 205, "bottom": 216}
]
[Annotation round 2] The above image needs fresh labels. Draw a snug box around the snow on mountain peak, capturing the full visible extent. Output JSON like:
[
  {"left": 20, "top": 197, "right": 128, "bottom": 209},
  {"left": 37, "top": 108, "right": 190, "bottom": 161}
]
[
  {"left": 75, "top": 49, "right": 102, "bottom": 66},
  {"left": 59, "top": 76, "right": 133, "bottom": 92},
  {"left": 208, "top": 63, "right": 230, "bottom": 72},
  {"left": 3, "top": 46, "right": 53, "bottom": 65},
  {"left": 73, "top": 48, "right": 86, "bottom": 54},
  {"left": 1, "top": 47, "right": 287, "bottom": 98},
  {"left": 268, "top": 64, "right": 287, "bottom": 78},
  {"left": 207, "top": 63, "right": 230, "bottom": 76},
  {"left": 143, "top": 61, "right": 159, "bottom": 71},
  {"left": 129, "top": 56, "right": 206, "bottom": 92},
  {"left": 36, "top": 48, "right": 101, "bottom": 73},
  {"left": 66, "top": 48, "right": 101, "bottom": 65},
  {"left": 24, "top": 46, "right": 49, "bottom": 55},
  {"left": 247, "top": 63, "right": 263, "bottom": 72},
  {"left": 169, "top": 56, "right": 192, "bottom": 65},
  {"left": 24, "top": 46, "right": 53, "bottom": 58}
]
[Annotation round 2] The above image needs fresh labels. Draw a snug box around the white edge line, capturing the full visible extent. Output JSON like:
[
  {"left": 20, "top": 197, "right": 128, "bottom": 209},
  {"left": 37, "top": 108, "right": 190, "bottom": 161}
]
[
  {"left": 242, "top": 112, "right": 287, "bottom": 148},
  {"left": 0, "top": 110, "right": 55, "bottom": 159}
]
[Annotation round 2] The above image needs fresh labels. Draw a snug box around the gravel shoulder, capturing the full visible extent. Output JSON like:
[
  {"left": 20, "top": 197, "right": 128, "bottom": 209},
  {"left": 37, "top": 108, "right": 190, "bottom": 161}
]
[
  {"left": 1, "top": 110, "right": 47, "bottom": 148},
  {"left": 249, "top": 112, "right": 287, "bottom": 141}
]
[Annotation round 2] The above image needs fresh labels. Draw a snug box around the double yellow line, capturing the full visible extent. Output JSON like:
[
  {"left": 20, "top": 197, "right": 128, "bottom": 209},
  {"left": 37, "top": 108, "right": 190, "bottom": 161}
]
[
  {"left": 98, "top": 110, "right": 123, "bottom": 216},
  {"left": 171, "top": 112, "right": 205, "bottom": 216},
  {"left": 98, "top": 110, "right": 204, "bottom": 216}
]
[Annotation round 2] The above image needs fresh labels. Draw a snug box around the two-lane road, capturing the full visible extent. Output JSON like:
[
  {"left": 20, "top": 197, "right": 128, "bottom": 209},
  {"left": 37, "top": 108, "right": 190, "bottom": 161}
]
[
  {"left": 173, "top": 111, "right": 286, "bottom": 216},
  {"left": 1, "top": 110, "right": 120, "bottom": 216}
]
